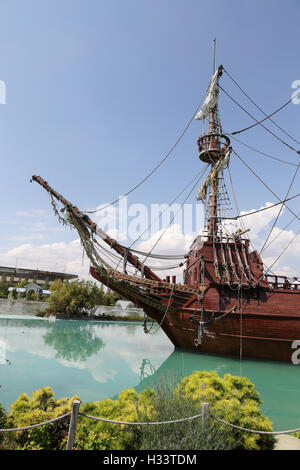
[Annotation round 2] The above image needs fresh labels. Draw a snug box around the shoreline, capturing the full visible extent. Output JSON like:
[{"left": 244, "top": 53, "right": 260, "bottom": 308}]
[{"left": 41, "top": 312, "right": 147, "bottom": 322}]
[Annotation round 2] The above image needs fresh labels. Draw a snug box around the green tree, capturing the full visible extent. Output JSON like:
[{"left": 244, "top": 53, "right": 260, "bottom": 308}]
[
  {"left": 43, "top": 277, "right": 50, "bottom": 290},
  {"left": 103, "top": 290, "right": 121, "bottom": 306},
  {"left": 8, "top": 274, "right": 15, "bottom": 288},
  {"left": 49, "top": 279, "right": 63, "bottom": 292},
  {"left": 0, "top": 274, "right": 8, "bottom": 298},
  {"left": 46, "top": 280, "right": 106, "bottom": 317},
  {"left": 11, "top": 288, "right": 18, "bottom": 299}
]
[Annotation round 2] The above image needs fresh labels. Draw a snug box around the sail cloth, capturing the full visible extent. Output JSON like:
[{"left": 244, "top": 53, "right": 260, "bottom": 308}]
[
  {"left": 195, "top": 69, "right": 220, "bottom": 121},
  {"left": 197, "top": 149, "right": 231, "bottom": 201}
]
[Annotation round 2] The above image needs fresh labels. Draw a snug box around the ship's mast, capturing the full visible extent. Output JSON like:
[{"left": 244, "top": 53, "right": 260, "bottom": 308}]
[
  {"left": 207, "top": 107, "right": 220, "bottom": 237},
  {"left": 196, "top": 59, "right": 231, "bottom": 241}
]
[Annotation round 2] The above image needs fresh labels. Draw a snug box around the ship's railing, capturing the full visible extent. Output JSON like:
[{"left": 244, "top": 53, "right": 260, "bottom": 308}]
[
  {"left": 197, "top": 133, "right": 230, "bottom": 153},
  {"left": 264, "top": 274, "right": 299, "bottom": 290},
  {"left": 190, "top": 232, "right": 249, "bottom": 246}
]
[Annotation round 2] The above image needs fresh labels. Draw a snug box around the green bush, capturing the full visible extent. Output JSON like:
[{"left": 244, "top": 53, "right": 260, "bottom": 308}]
[
  {"left": 174, "top": 371, "right": 274, "bottom": 450},
  {"left": 3, "top": 371, "right": 275, "bottom": 451},
  {"left": 46, "top": 280, "right": 103, "bottom": 317},
  {"left": 6, "top": 387, "right": 79, "bottom": 450},
  {"left": 67, "top": 372, "right": 274, "bottom": 451},
  {"left": 63, "top": 388, "right": 155, "bottom": 450},
  {"left": 0, "top": 274, "right": 8, "bottom": 298},
  {"left": 0, "top": 403, "right": 7, "bottom": 446},
  {"left": 45, "top": 280, "right": 121, "bottom": 317},
  {"left": 137, "top": 377, "right": 233, "bottom": 450}
]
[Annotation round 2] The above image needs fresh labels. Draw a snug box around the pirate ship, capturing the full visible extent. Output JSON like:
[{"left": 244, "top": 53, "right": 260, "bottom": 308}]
[{"left": 32, "top": 61, "right": 300, "bottom": 363}]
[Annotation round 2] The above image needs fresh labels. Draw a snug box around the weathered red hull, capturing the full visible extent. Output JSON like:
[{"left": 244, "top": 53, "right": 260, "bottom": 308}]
[{"left": 90, "top": 237, "right": 300, "bottom": 364}]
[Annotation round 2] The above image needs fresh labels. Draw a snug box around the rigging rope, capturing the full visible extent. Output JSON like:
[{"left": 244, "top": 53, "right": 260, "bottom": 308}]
[
  {"left": 232, "top": 149, "right": 300, "bottom": 223},
  {"left": 260, "top": 163, "right": 300, "bottom": 254},
  {"left": 227, "top": 151, "right": 299, "bottom": 277},
  {"left": 231, "top": 135, "right": 299, "bottom": 167},
  {"left": 264, "top": 228, "right": 300, "bottom": 275},
  {"left": 220, "top": 192, "right": 300, "bottom": 221},
  {"left": 120, "top": 246, "right": 186, "bottom": 260},
  {"left": 219, "top": 84, "right": 300, "bottom": 155},
  {"left": 141, "top": 165, "right": 210, "bottom": 266},
  {"left": 223, "top": 67, "right": 300, "bottom": 146},
  {"left": 126, "top": 164, "right": 210, "bottom": 251},
  {"left": 144, "top": 284, "right": 175, "bottom": 335},
  {"left": 84, "top": 91, "right": 208, "bottom": 214},
  {"left": 263, "top": 210, "right": 300, "bottom": 253}
]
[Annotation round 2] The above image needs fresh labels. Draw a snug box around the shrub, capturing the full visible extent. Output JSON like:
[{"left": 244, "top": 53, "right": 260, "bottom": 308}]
[
  {"left": 67, "top": 372, "right": 273, "bottom": 451},
  {"left": 63, "top": 388, "right": 155, "bottom": 450},
  {"left": 174, "top": 371, "right": 274, "bottom": 450},
  {"left": 6, "top": 387, "right": 79, "bottom": 450},
  {"left": 46, "top": 280, "right": 101, "bottom": 317},
  {"left": 3, "top": 371, "right": 275, "bottom": 451},
  {"left": 137, "top": 377, "right": 233, "bottom": 450},
  {"left": 0, "top": 403, "right": 7, "bottom": 446},
  {"left": 45, "top": 280, "right": 121, "bottom": 317}
]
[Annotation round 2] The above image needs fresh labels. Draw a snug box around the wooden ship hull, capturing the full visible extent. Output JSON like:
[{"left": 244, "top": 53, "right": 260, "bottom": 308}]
[{"left": 90, "top": 239, "right": 300, "bottom": 363}]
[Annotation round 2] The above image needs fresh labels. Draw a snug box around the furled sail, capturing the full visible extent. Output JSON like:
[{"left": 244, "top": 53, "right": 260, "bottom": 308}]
[
  {"left": 197, "top": 148, "right": 231, "bottom": 200},
  {"left": 195, "top": 68, "right": 220, "bottom": 121}
]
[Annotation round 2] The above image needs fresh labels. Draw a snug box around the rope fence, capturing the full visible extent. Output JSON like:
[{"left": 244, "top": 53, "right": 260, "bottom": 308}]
[
  {"left": 0, "top": 412, "right": 71, "bottom": 433},
  {"left": 1, "top": 401, "right": 300, "bottom": 450}
]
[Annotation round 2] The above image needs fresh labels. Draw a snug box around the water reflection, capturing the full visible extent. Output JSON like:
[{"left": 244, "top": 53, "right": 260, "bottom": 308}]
[
  {"left": 1, "top": 314, "right": 300, "bottom": 429},
  {"left": 135, "top": 350, "right": 300, "bottom": 430},
  {"left": 43, "top": 323, "right": 104, "bottom": 362},
  {"left": 0, "top": 315, "right": 172, "bottom": 412},
  {"left": 0, "top": 317, "right": 105, "bottom": 363}
]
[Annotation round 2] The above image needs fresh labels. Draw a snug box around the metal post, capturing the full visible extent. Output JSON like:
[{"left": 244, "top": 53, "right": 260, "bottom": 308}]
[
  {"left": 201, "top": 402, "right": 210, "bottom": 432},
  {"left": 66, "top": 400, "right": 80, "bottom": 450}
]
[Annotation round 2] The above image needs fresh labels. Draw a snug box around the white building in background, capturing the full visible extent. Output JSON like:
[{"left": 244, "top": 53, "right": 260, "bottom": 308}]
[{"left": 8, "top": 283, "right": 51, "bottom": 299}]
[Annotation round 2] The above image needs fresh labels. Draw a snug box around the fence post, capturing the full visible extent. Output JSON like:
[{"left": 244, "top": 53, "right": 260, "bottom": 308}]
[
  {"left": 201, "top": 402, "right": 210, "bottom": 432},
  {"left": 66, "top": 400, "right": 81, "bottom": 450}
]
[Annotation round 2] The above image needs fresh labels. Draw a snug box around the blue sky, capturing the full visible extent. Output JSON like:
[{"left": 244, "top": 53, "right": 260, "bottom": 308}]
[{"left": 0, "top": 0, "right": 299, "bottom": 277}]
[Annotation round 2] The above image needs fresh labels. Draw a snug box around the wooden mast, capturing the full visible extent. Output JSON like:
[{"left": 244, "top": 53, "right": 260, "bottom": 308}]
[
  {"left": 207, "top": 108, "right": 220, "bottom": 239},
  {"left": 207, "top": 38, "right": 221, "bottom": 239}
]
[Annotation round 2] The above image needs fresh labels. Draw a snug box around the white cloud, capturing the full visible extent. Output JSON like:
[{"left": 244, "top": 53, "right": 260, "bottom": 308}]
[
  {"left": 16, "top": 209, "right": 48, "bottom": 218},
  {"left": 0, "top": 239, "right": 90, "bottom": 278},
  {"left": 11, "top": 234, "right": 45, "bottom": 241},
  {"left": 1, "top": 201, "right": 299, "bottom": 282}
]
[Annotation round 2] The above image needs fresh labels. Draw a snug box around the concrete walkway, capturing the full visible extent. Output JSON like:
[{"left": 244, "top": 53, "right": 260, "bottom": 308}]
[{"left": 274, "top": 435, "right": 300, "bottom": 450}]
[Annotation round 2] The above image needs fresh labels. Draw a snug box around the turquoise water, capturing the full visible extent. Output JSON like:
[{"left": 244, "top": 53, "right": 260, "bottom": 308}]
[{"left": 1, "top": 314, "right": 300, "bottom": 431}]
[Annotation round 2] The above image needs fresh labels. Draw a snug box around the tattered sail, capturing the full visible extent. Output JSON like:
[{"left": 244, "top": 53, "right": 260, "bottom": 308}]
[
  {"left": 195, "top": 68, "right": 220, "bottom": 121},
  {"left": 197, "top": 148, "right": 231, "bottom": 200}
]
